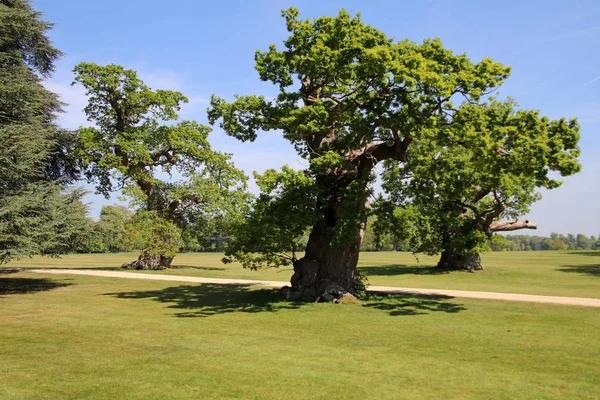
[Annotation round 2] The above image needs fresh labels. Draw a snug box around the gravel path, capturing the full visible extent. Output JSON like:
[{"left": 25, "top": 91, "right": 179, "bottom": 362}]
[{"left": 30, "top": 268, "right": 600, "bottom": 308}]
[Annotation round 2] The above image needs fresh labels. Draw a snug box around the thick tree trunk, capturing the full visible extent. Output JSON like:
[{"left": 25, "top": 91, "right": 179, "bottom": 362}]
[
  {"left": 121, "top": 253, "right": 174, "bottom": 270},
  {"left": 437, "top": 251, "right": 482, "bottom": 271},
  {"left": 281, "top": 199, "right": 367, "bottom": 303}
]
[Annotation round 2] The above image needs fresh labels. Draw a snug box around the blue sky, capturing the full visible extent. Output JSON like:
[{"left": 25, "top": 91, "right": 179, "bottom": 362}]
[{"left": 35, "top": 0, "right": 600, "bottom": 236}]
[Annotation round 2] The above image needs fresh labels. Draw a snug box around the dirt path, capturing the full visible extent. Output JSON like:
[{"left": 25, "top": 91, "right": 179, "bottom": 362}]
[{"left": 30, "top": 268, "right": 600, "bottom": 308}]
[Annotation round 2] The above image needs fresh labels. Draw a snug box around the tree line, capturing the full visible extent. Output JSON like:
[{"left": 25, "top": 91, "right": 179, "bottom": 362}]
[
  {"left": 362, "top": 218, "right": 600, "bottom": 252},
  {"left": 0, "top": 1, "right": 590, "bottom": 302}
]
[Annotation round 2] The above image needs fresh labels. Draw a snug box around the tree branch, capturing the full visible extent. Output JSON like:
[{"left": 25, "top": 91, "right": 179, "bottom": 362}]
[{"left": 490, "top": 220, "right": 538, "bottom": 231}]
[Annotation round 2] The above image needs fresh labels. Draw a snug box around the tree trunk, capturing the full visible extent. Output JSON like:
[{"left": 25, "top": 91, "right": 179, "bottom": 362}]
[
  {"left": 437, "top": 251, "right": 482, "bottom": 271},
  {"left": 121, "top": 253, "right": 174, "bottom": 270},
  {"left": 281, "top": 199, "right": 367, "bottom": 303}
]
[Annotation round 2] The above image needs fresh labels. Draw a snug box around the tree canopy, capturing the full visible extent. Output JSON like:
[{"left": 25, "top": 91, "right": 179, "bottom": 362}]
[
  {"left": 73, "top": 63, "right": 249, "bottom": 268},
  {"left": 377, "top": 98, "right": 581, "bottom": 269},
  {"left": 0, "top": 0, "right": 85, "bottom": 264},
  {"left": 209, "top": 8, "right": 581, "bottom": 299}
]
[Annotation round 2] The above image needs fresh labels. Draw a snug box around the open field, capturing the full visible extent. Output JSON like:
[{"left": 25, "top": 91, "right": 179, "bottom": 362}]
[
  {"left": 1, "top": 268, "right": 600, "bottom": 400},
  {"left": 8, "top": 251, "right": 600, "bottom": 298}
]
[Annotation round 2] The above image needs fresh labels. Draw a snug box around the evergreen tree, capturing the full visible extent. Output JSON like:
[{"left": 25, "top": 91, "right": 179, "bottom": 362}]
[{"left": 0, "top": 0, "right": 83, "bottom": 264}]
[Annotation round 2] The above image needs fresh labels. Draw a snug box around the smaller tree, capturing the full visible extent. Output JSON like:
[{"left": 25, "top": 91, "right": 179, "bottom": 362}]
[
  {"left": 123, "top": 211, "right": 181, "bottom": 269},
  {"left": 379, "top": 99, "right": 581, "bottom": 270},
  {"left": 73, "top": 63, "right": 248, "bottom": 269},
  {"left": 489, "top": 235, "right": 511, "bottom": 252}
]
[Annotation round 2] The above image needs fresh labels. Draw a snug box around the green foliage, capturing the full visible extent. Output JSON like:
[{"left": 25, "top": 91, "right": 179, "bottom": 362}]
[
  {"left": 73, "top": 63, "right": 249, "bottom": 261},
  {"left": 81, "top": 205, "right": 134, "bottom": 253},
  {"left": 379, "top": 97, "right": 581, "bottom": 259},
  {"left": 0, "top": 187, "right": 89, "bottom": 263},
  {"left": 0, "top": 0, "right": 82, "bottom": 263},
  {"left": 224, "top": 166, "right": 316, "bottom": 269},
  {"left": 352, "top": 271, "right": 369, "bottom": 298},
  {"left": 496, "top": 233, "right": 600, "bottom": 252},
  {"left": 124, "top": 211, "right": 181, "bottom": 259},
  {"left": 490, "top": 235, "right": 511, "bottom": 251},
  {"left": 209, "top": 7, "right": 513, "bottom": 269}
]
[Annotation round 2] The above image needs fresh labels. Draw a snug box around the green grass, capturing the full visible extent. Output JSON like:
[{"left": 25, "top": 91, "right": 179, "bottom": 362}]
[
  {"left": 1, "top": 269, "right": 599, "bottom": 399},
  {"left": 9, "top": 250, "right": 600, "bottom": 298}
]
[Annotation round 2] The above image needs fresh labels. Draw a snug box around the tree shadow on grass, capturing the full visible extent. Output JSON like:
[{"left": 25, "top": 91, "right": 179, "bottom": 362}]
[
  {"left": 7, "top": 266, "right": 124, "bottom": 271},
  {"left": 359, "top": 264, "right": 448, "bottom": 276},
  {"left": 170, "top": 265, "right": 226, "bottom": 271},
  {"left": 558, "top": 264, "right": 600, "bottom": 277},
  {"left": 363, "top": 293, "right": 466, "bottom": 316},
  {"left": 568, "top": 251, "right": 600, "bottom": 257},
  {"left": 0, "top": 277, "right": 71, "bottom": 296},
  {"left": 104, "top": 283, "right": 302, "bottom": 318}
]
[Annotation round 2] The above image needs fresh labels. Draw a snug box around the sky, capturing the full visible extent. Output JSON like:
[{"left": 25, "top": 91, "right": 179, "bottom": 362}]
[{"left": 34, "top": 0, "right": 600, "bottom": 236}]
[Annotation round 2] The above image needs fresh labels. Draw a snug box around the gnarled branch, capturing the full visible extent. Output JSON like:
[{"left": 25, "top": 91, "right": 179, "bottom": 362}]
[{"left": 490, "top": 220, "right": 538, "bottom": 232}]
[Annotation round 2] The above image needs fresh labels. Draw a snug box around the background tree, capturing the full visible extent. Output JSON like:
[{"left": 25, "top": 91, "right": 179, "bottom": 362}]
[
  {"left": 209, "top": 8, "right": 511, "bottom": 301},
  {"left": 378, "top": 98, "right": 580, "bottom": 270},
  {"left": 73, "top": 63, "right": 248, "bottom": 269},
  {"left": 0, "top": 0, "right": 84, "bottom": 264},
  {"left": 81, "top": 205, "right": 133, "bottom": 253}
]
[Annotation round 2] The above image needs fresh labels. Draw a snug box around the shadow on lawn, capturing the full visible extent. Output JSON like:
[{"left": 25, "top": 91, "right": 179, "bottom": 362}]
[
  {"left": 360, "top": 264, "right": 448, "bottom": 276},
  {"left": 558, "top": 264, "right": 600, "bottom": 277},
  {"left": 104, "top": 284, "right": 302, "bottom": 318},
  {"left": 170, "top": 265, "right": 226, "bottom": 271},
  {"left": 568, "top": 251, "right": 600, "bottom": 257},
  {"left": 0, "top": 277, "right": 71, "bottom": 296},
  {"left": 364, "top": 293, "right": 466, "bottom": 316}
]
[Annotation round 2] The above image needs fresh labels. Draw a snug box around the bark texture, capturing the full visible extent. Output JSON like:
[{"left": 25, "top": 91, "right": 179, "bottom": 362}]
[
  {"left": 490, "top": 220, "right": 537, "bottom": 232},
  {"left": 437, "top": 251, "right": 482, "bottom": 271},
  {"left": 279, "top": 81, "right": 411, "bottom": 302},
  {"left": 121, "top": 253, "right": 174, "bottom": 270},
  {"left": 282, "top": 201, "right": 366, "bottom": 302}
]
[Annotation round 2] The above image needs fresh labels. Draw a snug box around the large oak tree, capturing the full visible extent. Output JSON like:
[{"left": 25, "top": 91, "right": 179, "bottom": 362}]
[
  {"left": 377, "top": 99, "right": 580, "bottom": 270},
  {"left": 209, "top": 8, "right": 513, "bottom": 301},
  {"left": 74, "top": 63, "right": 248, "bottom": 269}
]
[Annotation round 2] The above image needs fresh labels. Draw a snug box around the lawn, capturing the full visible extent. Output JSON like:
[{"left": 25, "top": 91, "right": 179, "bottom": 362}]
[
  {"left": 9, "top": 251, "right": 600, "bottom": 298},
  {"left": 1, "top": 269, "right": 599, "bottom": 399}
]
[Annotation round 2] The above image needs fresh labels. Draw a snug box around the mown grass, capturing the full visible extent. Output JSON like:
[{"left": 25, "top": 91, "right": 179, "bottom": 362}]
[
  {"left": 1, "top": 270, "right": 599, "bottom": 399},
  {"left": 9, "top": 251, "right": 600, "bottom": 298}
]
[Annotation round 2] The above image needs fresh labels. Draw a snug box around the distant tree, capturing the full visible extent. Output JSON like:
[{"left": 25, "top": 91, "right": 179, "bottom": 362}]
[
  {"left": 566, "top": 234, "right": 577, "bottom": 250},
  {"left": 541, "top": 238, "right": 554, "bottom": 250},
  {"left": 0, "top": 0, "right": 83, "bottom": 264},
  {"left": 94, "top": 205, "right": 133, "bottom": 253},
  {"left": 490, "top": 235, "right": 511, "bottom": 251},
  {"left": 552, "top": 238, "right": 569, "bottom": 251},
  {"left": 73, "top": 63, "right": 249, "bottom": 269},
  {"left": 593, "top": 236, "right": 600, "bottom": 250},
  {"left": 576, "top": 233, "right": 593, "bottom": 251}
]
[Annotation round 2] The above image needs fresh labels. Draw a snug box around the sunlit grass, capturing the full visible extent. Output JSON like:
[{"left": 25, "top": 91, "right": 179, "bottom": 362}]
[{"left": 1, "top": 270, "right": 599, "bottom": 399}]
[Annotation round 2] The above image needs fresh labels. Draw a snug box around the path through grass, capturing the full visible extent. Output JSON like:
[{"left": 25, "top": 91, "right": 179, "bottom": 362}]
[{"left": 9, "top": 251, "right": 600, "bottom": 298}]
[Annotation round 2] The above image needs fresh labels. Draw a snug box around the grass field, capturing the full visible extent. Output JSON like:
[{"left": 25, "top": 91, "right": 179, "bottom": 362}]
[
  {"left": 9, "top": 250, "right": 600, "bottom": 298},
  {"left": 1, "top": 271, "right": 599, "bottom": 399},
  {"left": 2, "top": 252, "right": 600, "bottom": 399}
]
